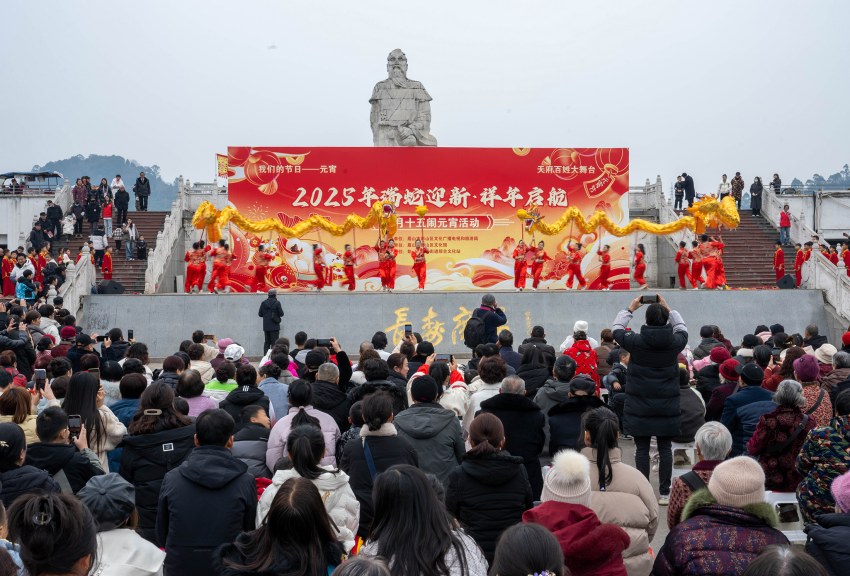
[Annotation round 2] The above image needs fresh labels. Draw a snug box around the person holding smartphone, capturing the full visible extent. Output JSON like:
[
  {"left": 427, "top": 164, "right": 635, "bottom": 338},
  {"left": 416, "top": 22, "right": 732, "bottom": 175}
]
[{"left": 611, "top": 294, "right": 688, "bottom": 506}]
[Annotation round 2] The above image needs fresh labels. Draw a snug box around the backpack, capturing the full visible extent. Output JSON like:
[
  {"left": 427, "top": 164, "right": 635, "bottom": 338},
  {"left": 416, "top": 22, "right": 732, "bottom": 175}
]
[
  {"left": 463, "top": 310, "right": 488, "bottom": 349},
  {"left": 566, "top": 344, "right": 600, "bottom": 386}
]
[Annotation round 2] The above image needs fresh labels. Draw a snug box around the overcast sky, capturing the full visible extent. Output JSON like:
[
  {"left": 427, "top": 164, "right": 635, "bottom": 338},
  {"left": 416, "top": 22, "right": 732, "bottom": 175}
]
[{"left": 2, "top": 0, "right": 848, "bottom": 192}]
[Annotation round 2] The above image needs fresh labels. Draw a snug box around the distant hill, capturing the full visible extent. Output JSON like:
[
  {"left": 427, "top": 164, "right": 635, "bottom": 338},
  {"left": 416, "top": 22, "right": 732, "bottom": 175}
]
[
  {"left": 791, "top": 163, "right": 850, "bottom": 189},
  {"left": 32, "top": 154, "right": 178, "bottom": 211}
]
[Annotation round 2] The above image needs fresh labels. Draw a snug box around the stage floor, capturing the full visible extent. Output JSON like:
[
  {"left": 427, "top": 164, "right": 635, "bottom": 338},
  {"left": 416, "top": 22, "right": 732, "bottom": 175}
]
[{"left": 82, "top": 289, "right": 828, "bottom": 359}]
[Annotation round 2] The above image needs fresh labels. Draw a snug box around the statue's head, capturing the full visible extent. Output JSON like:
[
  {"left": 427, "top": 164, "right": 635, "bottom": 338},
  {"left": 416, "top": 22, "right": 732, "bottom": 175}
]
[{"left": 386, "top": 49, "right": 408, "bottom": 79}]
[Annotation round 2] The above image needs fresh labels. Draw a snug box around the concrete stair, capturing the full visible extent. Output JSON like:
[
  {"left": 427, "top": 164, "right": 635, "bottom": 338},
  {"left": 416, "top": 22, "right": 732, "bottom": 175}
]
[
  {"left": 706, "top": 211, "right": 786, "bottom": 288},
  {"left": 51, "top": 211, "right": 167, "bottom": 293}
]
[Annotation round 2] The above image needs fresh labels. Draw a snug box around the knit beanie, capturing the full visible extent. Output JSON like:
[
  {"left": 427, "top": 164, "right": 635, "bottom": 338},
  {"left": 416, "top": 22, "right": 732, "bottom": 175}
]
[
  {"left": 410, "top": 375, "right": 439, "bottom": 403},
  {"left": 831, "top": 471, "right": 850, "bottom": 513},
  {"left": 719, "top": 359, "right": 740, "bottom": 381},
  {"left": 793, "top": 354, "right": 819, "bottom": 382},
  {"left": 573, "top": 320, "right": 589, "bottom": 334},
  {"left": 843, "top": 332, "right": 850, "bottom": 347},
  {"left": 541, "top": 450, "right": 592, "bottom": 507},
  {"left": 708, "top": 456, "right": 765, "bottom": 508},
  {"left": 709, "top": 346, "right": 731, "bottom": 364},
  {"left": 217, "top": 337, "right": 233, "bottom": 351}
]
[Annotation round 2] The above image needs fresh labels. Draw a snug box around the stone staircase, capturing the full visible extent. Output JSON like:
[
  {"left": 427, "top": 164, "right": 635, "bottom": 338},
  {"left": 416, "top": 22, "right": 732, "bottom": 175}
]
[
  {"left": 707, "top": 210, "right": 787, "bottom": 288},
  {"left": 51, "top": 211, "right": 167, "bottom": 293}
]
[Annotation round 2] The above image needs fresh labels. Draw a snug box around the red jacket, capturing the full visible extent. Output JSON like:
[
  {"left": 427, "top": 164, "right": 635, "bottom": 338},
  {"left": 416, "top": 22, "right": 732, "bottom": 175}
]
[
  {"left": 564, "top": 339, "right": 600, "bottom": 389},
  {"left": 779, "top": 211, "right": 791, "bottom": 227},
  {"left": 523, "top": 502, "right": 629, "bottom": 576},
  {"left": 774, "top": 248, "right": 784, "bottom": 269}
]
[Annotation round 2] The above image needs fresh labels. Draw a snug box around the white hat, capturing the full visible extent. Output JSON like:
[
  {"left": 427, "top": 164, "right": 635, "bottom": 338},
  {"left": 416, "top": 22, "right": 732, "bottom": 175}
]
[
  {"left": 573, "top": 320, "right": 589, "bottom": 333},
  {"left": 541, "top": 450, "right": 592, "bottom": 507},
  {"left": 224, "top": 343, "right": 245, "bottom": 361}
]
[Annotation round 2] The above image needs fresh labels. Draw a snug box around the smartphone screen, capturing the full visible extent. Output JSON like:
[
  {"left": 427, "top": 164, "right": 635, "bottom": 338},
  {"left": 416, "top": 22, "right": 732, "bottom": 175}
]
[
  {"left": 404, "top": 323, "right": 412, "bottom": 336},
  {"left": 68, "top": 414, "right": 82, "bottom": 437},
  {"left": 435, "top": 354, "right": 452, "bottom": 363},
  {"left": 640, "top": 294, "right": 659, "bottom": 304},
  {"left": 127, "top": 329, "right": 134, "bottom": 340}
]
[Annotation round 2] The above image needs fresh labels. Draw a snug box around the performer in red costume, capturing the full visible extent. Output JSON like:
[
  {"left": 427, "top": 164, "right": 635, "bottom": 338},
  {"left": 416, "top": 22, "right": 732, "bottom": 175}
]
[
  {"left": 793, "top": 243, "right": 804, "bottom": 287},
  {"left": 101, "top": 247, "right": 113, "bottom": 280},
  {"left": 1, "top": 250, "right": 15, "bottom": 297},
  {"left": 251, "top": 244, "right": 274, "bottom": 293},
  {"left": 596, "top": 244, "right": 611, "bottom": 291},
  {"left": 184, "top": 242, "right": 204, "bottom": 293},
  {"left": 29, "top": 249, "right": 42, "bottom": 286},
  {"left": 828, "top": 245, "right": 839, "bottom": 265},
  {"left": 532, "top": 240, "right": 551, "bottom": 290},
  {"left": 384, "top": 239, "right": 398, "bottom": 291},
  {"left": 313, "top": 244, "right": 326, "bottom": 292},
  {"left": 774, "top": 241, "right": 785, "bottom": 282},
  {"left": 689, "top": 240, "right": 704, "bottom": 286},
  {"left": 675, "top": 241, "right": 696, "bottom": 289},
  {"left": 375, "top": 239, "right": 389, "bottom": 290},
  {"left": 698, "top": 234, "right": 725, "bottom": 289},
  {"left": 566, "top": 241, "right": 587, "bottom": 290},
  {"left": 513, "top": 239, "right": 528, "bottom": 291},
  {"left": 633, "top": 243, "right": 647, "bottom": 290},
  {"left": 410, "top": 239, "right": 429, "bottom": 290},
  {"left": 207, "top": 240, "right": 231, "bottom": 293},
  {"left": 342, "top": 244, "right": 356, "bottom": 291},
  {"left": 843, "top": 242, "right": 850, "bottom": 278}
]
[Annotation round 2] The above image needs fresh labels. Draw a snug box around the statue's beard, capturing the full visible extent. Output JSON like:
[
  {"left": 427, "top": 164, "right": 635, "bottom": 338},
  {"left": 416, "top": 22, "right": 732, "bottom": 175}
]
[{"left": 389, "top": 67, "right": 409, "bottom": 87}]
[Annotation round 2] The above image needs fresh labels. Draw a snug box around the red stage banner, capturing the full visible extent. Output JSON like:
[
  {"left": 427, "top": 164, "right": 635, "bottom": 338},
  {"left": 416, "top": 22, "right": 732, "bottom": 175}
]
[{"left": 225, "top": 147, "right": 629, "bottom": 291}]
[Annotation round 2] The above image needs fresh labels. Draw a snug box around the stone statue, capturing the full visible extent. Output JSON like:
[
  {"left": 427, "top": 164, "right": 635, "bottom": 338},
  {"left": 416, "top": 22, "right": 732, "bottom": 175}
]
[{"left": 370, "top": 49, "right": 438, "bottom": 147}]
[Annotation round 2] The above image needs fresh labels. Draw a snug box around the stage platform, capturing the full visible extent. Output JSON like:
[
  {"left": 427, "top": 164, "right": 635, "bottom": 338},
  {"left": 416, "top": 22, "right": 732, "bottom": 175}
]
[{"left": 81, "top": 289, "right": 832, "bottom": 359}]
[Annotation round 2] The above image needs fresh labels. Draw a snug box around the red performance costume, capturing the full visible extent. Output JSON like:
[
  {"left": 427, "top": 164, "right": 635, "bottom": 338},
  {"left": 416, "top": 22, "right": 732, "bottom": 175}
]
[
  {"left": 513, "top": 243, "right": 528, "bottom": 290},
  {"left": 1, "top": 255, "right": 14, "bottom": 297},
  {"left": 208, "top": 245, "right": 231, "bottom": 292},
  {"left": 774, "top": 246, "right": 785, "bottom": 282},
  {"left": 383, "top": 243, "right": 398, "bottom": 290},
  {"left": 411, "top": 244, "right": 429, "bottom": 289},
  {"left": 566, "top": 244, "right": 587, "bottom": 289},
  {"left": 794, "top": 247, "right": 805, "bottom": 287},
  {"left": 252, "top": 249, "right": 274, "bottom": 292},
  {"left": 675, "top": 247, "right": 696, "bottom": 289},
  {"left": 183, "top": 247, "right": 205, "bottom": 293},
  {"left": 698, "top": 239, "right": 725, "bottom": 289},
  {"left": 843, "top": 249, "right": 850, "bottom": 278},
  {"left": 101, "top": 252, "right": 113, "bottom": 280},
  {"left": 633, "top": 251, "right": 646, "bottom": 288},
  {"left": 829, "top": 251, "right": 839, "bottom": 266},
  {"left": 596, "top": 250, "right": 611, "bottom": 290},
  {"left": 343, "top": 248, "right": 356, "bottom": 291},
  {"left": 533, "top": 247, "right": 551, "bottom": 289},
  {"left": 313, "top": 246, "right": 326, "bottom": 291},
  {"left": 689, "top": 246, "right": 704, "bottom": 286}
]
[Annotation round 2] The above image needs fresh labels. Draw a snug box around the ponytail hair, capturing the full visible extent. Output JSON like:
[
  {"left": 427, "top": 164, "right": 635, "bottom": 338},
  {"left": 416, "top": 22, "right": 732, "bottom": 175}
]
[
  {"left": 287, "top": 379, "right": 313, "bottom": 409},
  {"left": 466, "top": 413, "right": 504, "bottom": 457},
  {"left": 291, "top": 407, "right": 321, "bottom": 429},
  {"left": 286, "top": 425, "right": 333, "bottom": 480},
  {"left": 582, "top": 407, "right": 620, "bottom": 490},
  {"left": 361, "top": 392, "right": 393, "bottom": 432}
]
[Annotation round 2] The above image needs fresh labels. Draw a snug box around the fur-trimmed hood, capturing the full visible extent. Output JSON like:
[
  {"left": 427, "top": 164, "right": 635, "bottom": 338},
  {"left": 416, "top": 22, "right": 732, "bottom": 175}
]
[{"left": 681, "top": 488, "right": 779, "bottom": 527}]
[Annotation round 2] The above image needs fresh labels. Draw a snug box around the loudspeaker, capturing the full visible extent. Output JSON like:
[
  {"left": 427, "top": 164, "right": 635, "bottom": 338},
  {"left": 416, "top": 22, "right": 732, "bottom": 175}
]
[
  {"left": 777, "top": 275, "right": 795, "bottom": 289},
  {"left": 98, "top": 280, "right": 125, "bottom": 294}
]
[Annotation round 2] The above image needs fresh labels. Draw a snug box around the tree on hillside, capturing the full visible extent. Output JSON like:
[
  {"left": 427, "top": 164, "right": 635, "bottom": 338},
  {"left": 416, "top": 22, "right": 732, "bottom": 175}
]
[
  {"left": 794, "top": 163, "right": 850, "bottom": 190},
  {"left": 32, "top": 154, "right": 177, "bottom": 210}
]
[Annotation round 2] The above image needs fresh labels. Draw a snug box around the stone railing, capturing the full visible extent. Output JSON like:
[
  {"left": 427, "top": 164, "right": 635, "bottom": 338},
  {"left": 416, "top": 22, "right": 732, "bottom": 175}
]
[
  {"left": 807, "top": 250, "right": 850, "bottom": 320},
  {"left": 54, "top": 178, "right": 72, "bottom": 213},
  {"left": 144, "top": 179, "right": 186, "bottom": 294},
  {"left": 59, "top": 246, "right": 95, "bottom": 318}
]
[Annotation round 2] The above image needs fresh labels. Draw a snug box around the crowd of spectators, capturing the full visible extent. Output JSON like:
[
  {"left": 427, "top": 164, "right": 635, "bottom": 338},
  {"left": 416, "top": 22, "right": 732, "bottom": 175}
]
[{"left": 0, "top": 291, "right": 848, "bottom": 575}]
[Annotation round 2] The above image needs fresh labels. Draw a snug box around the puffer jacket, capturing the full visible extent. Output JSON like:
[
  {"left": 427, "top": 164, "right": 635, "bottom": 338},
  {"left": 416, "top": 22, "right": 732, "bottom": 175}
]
[
  {"left": 652, "top": 489, "right": 789, "bottom": 576},
  {"left": 219, "top": 385, "right": 271, "bottom": 430},
  {"left": 231, "top": 423, "right": 271, "bottom": 479},
  {"left": 673, "top": 384, "right": 706, "bottom": 444},
  {"left": 721, "top": 386, "right": 776, "bottom": 456},
  {"left": 393, "top": 402, "right": 464, "bottom": 484},
  {"left": 445, "top": 450, "right": 533, "bottom": 564},
  {"left": 523, "top": 501, "right": 629, "bottom": 576},
  {"left": 547, "top": 393, "right": 605, "bottom": 455},
  {"left": 256, "top": 467, "right": 359, "bottom": 553},
  {"left": 797, "top": 416, "right": 850, "bottom": 523},
  {"left": 0, "top": 465, "right": 60, "bottom": 507},
  {"left": 119, "top": 424, "right": 196, "bottom": 543},
  {"left": 692, "top": 337, "right": 723, "bottom": 360},
  {"left": 582, "top": 447, "right": 657, "bottom": 576},
  {"left": 516, "top": 363, "right": 550, "bottom": 398},
  {"left": 533, "top": 377, "right": 572, "bottom": 455},
  {"left": 612, "top": 309, "right": 688, "bottom": 438},
  {"left": 806, "top": 513, "right": 850, "bottom": 576}
]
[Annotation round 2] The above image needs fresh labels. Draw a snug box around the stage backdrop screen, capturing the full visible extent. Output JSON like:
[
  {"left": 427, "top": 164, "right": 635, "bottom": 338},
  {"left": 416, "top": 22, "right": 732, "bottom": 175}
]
[{"left": 225, "top": 147, "right": 629, "bottom": 291}]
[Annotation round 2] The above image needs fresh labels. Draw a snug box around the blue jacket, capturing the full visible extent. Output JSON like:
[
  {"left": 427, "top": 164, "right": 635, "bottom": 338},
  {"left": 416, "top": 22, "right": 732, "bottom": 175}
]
[
  {"left": 258, "top": 377, "right": 289, "bottom": 422},
  {"left": 721, "top": 386, "right": 775, "bottom": 456},
  {"left": 108, "top": 398, "right": 140, "bottom": 472}
]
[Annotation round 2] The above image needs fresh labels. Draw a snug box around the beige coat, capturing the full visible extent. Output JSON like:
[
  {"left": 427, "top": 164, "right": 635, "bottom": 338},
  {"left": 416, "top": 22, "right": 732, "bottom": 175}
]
[
  {"left": 0, "top": 415, "right": 38, "bottom": 445},
  {"left": 582, "top": 447, "right": 658, "bottom": 576}
]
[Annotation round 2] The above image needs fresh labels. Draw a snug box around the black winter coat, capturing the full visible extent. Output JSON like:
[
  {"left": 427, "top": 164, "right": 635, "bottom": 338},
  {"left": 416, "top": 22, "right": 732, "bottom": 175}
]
[
  {"left": 683, "top": 174, "right": 695, "bottom": 198},
  {"left": 157, "top": 446, "right": 257, "bottom": 576},
  {"left": 516, "top": 363, "right": 550, "bottom": 398},
  {"left": 518, "top": 337, "right": 557, "bottom": 361},
  {"left": 349, "top": 380, "right": 408, "bottom": 416},
  {"left": 220, "top": 386, "right": 271, "bottom": 429},
  {"left": 134, "top": 177, "right": 151, "bottom": 197},
  {"left": 119, "top": 425, "right": 196, "bottom": 543},
  {"left": 0, "top": 465, "right": 60, "bottom": 507},
  {"left": 257, "top": 296, "right": 284, "bottom": 332},
  {"left": 46, "top": 204, "right": 63, "bottom": 221},
  {"left": 6, "top": 329, "right": 35, "bottom": 379},
  {"left": 312, "top": 379, "right": 352, "bottom": 433},
  {"left": 478, "top": 393, "right": 545, "bottom": 499},
  {"left": 24, "top": 443, "right": 104, "bottom": 494},
  {"left": 548, "top": 395, "right": 606, "bottom": 456},
  {"left": 101, "top": 340, "right": 130, "bottom": 362},
  {"left": 695, "top": 363, "right": 721, "bottom": 403},
  {"left": 153, "top": 370, "right": 180, "bottom": 390},
  {"left": 673, "top": 385, "right": 706, "bottom": 444},
  {"left": 340, "top": 432, "right": 418, "bottom": 538},
  {"left": 232, "top": 423, "right": 271, "bottom": 479},
  {"left": 806, "top": 513, "right": 850, "bottom": 576},
  {"left": 114, "top": 188, "right": 130, "bottom": 209},
  {"left": 445, "top": 450, "right": 533, "bottom": 564},
  {"left": 614, "top": 313, "right": 688, "bottom": 438}
]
